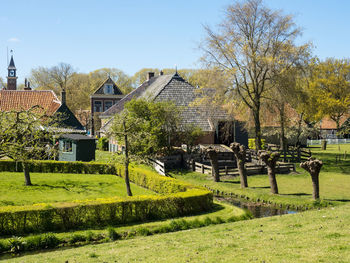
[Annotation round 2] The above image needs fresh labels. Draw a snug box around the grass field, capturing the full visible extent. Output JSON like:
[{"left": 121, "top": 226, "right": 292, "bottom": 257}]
[
  {"left": 6, "top": 203, "right": 350, "bottom": 263},
  {"left": 169, "top": 144, "right": 350, "bottom": 207},
  {"left": 0, "top": 172, "right": 155, "bottom": 206}
]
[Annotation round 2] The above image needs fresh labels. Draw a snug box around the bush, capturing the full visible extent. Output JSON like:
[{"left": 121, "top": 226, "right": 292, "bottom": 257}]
[
  {"left": 248, "top": 138, "right": 266, "bottom": 150},
  {"left": 0, "top": 160, "right": 116, "bottom": 174},
  {"left": 97, "top": 137, "right": 109, "bottom": 151},
  {"left": 68, "top": 234, "right": 87, "bottom": 244},
  {"left": 136, "top": 227, "right": 151, "bottom": 236},
  {"left": 107, "top": 227, "right": 120, "bottom": 241}
]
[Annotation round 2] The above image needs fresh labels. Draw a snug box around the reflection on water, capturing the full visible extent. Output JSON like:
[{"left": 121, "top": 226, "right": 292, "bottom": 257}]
[{"left": 217, "top": 197, "right": 297, "bottom": 218}]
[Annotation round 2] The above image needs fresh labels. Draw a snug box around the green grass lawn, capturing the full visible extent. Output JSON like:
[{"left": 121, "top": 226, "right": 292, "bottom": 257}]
[
  {"left": 0, "top": 172, "right": 155, "bottom": 206},
  {"left": 169, "top": 144, "right": 350, "bottom": 208},
  {"left": 6, "top": 203, "right": 350, "bottom": 263}
]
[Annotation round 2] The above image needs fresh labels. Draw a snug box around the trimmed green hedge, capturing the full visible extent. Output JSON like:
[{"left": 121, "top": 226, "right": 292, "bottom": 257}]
[
  {"left": 0, "top": 164, "right": 213, "bottom": 235},
  {"left": 0, "top": 160, "right": 116, "bottom": 174}
]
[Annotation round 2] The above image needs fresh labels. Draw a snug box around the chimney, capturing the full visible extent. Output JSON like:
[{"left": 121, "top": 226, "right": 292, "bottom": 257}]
[
  {"left": 24, "top": 79, "right": 32, "bottom": 90},
  {"left": 147, "top": 72, "right": 155, "bottom": 81},
  {"left": 61, "top": 89, "right": 66, "bottom": 104},
  {"left": 159, "top": 70, "right": 164, "bottom": 76}
]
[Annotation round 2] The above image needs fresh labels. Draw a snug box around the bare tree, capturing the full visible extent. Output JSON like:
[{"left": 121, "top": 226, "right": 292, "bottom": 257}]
[
  {"left": 300, "top": 157, "right": 323, "bottom": 200},
  {"left": 201, "top": 0, "right": 307, "bottom": 150},
  {"left": 230, "top": 142, "right": 248, "bottom": 188},
  {"left": 258, "top": 150, "right": 280, "bottom": 194}
]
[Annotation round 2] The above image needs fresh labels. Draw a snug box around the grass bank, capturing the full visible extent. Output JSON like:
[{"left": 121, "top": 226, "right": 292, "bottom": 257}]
[
  {"left": 6, "top": 203, "right": 350, "bottom": 263},
  {"left": 0, "top": 201, "right": 249, "bottom": 257},
  {"left": 0, "top": 172, "right": 155, "bottom": 206}
]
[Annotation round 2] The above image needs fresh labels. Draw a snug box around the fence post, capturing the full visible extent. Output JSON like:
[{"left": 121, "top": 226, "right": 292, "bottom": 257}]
[
  {"left": 225, "top": 166, "right": 228, "bottom": 175},
  {"left": 201, "top": 164, "right": 205, "bottom": 174},
  {"left": 192, "top": 159, "right": 196, "bottom": 171}
]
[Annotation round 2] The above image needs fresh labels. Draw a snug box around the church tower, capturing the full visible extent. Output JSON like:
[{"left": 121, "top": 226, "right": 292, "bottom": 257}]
[{"left": 7, "top": 54, "right": 17, "bottom": 90}]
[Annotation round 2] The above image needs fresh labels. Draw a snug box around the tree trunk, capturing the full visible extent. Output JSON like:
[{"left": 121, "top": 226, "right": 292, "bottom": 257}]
[
  {"left": 300, "top": 158, "right": 323, "bottom": 201},
  {"left": 279, "top": 104, "right": 287, "bottom": 162},
  {"left": 23, "top": 162, "right": 32, "bottom": 186},
  {"left": 311, "top": 174, "right": 320, "bottom": 200},
  {"left": 123, "top": 121, "right": 133, "bottom": 197},
  {"left": 230, "top": 142, "right": 248, "bottom": 188},
  {"left": 207, "top": 150, "right": 220, "bottom": 182},
  {"left": 253, "top": 109, "right": 262, "bottom": 150},
  {"left": 258, "top": 151, "right": 280, "bottom": 194},
  {"left": 238, "top": 159, "right": 248, "bottom": 188},
  {"left": 296, "top": 113, "right": 304, "bottom": 147},
  {"left": 267, "top": 166, "right": 278, "bottom": 194}
]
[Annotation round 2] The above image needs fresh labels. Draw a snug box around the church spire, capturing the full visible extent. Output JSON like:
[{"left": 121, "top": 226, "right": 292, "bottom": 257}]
[{"left": 7, "top": 51, "right": 17, "bottom": 90}]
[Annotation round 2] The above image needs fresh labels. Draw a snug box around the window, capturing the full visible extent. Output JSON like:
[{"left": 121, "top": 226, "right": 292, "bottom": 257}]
[
  {"left": 104, "top": 84, "right": 114, "bottom": 94},
  {"left": 94, "top": 101, "right": 102, "bottom": 112},
  {"left": 63, "top": 141, "right": 72, "bottom": 152},
  {"left": 104, "top": 101, "right": 113, "bottom": 111}
]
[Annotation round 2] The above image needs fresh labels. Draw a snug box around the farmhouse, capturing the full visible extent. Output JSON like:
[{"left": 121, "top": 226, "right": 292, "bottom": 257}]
[
  {"left": 99, "top": 71, "right": 247, "bottom": 149},
  {"left": 90, "top": 76, "right": 125, "bottom": 135}
]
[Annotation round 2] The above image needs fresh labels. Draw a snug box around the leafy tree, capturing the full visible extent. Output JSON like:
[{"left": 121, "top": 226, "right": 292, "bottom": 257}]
[
  {"left": 308, "top": 58, "right": 350, "bottom": 130},
  {"left": 200, "top": 0, "right": 309, "bottom": 150},
  {"left": 0, "top": 106, "right": 55, "bottom": 186}
]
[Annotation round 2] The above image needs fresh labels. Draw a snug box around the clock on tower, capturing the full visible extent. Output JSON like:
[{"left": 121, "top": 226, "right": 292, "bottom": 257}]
[{"left": 7, "top": 53, "right": 17, "bottom": 90}]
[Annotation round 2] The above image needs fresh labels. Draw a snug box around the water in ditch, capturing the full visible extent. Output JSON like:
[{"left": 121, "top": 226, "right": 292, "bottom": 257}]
[{"left": 216, "top": 197, "right": 297, "bottom": 218}]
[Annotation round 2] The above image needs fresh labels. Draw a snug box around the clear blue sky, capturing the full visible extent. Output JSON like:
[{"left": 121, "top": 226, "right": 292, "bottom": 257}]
[{"left": 1, "top": 0, "right": 350, "bottom": 84}]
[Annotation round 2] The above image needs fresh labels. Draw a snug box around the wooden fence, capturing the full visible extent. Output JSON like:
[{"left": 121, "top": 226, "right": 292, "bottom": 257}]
[{"left": 192, "top": 161, "right": 295, "bottom": 177}]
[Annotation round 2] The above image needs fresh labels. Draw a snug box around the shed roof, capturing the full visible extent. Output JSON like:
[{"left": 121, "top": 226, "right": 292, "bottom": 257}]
[{"left": 59, "top": 134, "right": 96, "bottom": 141}]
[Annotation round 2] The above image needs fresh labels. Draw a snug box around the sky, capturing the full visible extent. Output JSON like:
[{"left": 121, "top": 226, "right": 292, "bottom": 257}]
[{"left": 1, "top": 0, "right": 350, "bottom": 84}]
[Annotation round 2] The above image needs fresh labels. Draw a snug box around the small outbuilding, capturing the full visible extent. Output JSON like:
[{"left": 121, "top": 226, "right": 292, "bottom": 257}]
[{"left": 58, "top": 134, "right": 96, "bottom": 162}]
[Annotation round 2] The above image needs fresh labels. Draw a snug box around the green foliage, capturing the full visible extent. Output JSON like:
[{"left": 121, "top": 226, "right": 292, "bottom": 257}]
[
  {"left": 0, "top": 159, "right": 116, "bottom": 174},
  {"left": 97, "top": 137, "right": 109, "bottom": 151},
  {"left": 107, "top": 227, "right": 120, "bottom": 241},
  {"left": 248, "top": 138, "right": 266, "bottom": 150},
  {"left": 0, "top": 166, "right": 212, "bottom": 235}
]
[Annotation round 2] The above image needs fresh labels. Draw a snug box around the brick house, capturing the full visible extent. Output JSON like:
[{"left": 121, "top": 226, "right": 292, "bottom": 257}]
[
  {"left": 0, "top": 55, "right": 84, "bottom": 132},
  {"left": 99, "top": 71, "right": 247, "bottom": 151},
  {"left": 90, "top": 77, "right": 124, "bottom": 135}
]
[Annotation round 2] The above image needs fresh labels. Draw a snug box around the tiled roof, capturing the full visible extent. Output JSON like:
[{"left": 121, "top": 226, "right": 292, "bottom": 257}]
[
  {"left": 320, "top": 116, "right": 348, "bottom": 130},
  {"left": 100, "top": 73, "right": 230, "bottom": 132},
  {"left": 92, "top": 77, "right": 123, "bottom": 95},
  {"left": 0, "top": 90, "right": 61, "bottom": 115}
]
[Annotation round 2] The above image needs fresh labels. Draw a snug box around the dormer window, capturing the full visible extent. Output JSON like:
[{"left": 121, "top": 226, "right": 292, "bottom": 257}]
[{"left": 104, "top": 84, "right": 114, "bottom": 94}]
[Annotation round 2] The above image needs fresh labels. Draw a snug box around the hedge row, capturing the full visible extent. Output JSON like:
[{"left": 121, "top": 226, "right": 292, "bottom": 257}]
[
  {"left": 0, "top": 160, "right": 116, "bottom": 174},
  {"left": 0, "top": 164, "right": 213, "bottom": 235}
]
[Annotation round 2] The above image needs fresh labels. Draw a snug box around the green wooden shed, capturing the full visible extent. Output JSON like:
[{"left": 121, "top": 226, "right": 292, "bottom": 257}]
[{"left": 58, "top": 134, "right": 96, "bottom": 162}]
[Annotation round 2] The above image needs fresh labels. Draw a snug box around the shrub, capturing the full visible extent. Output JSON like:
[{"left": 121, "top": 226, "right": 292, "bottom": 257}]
[
  {"left": 97, "top": 137, "right": 109, "bottom": 151},
  {"left": 68, "top": 234, "right": 87, "bottom": 244},
  {"left": 0, "top": 160, "right": 116, "bottom": 175},
  {"left": 0, "top": 239, "right": 10, "bottom": 253},
  {"left": 136, "top": 227, "right": 151, "bottom": 236},
  {"left": 8, "top": 236, "right": 25, "bottom": 253},
  {"left": 107, "top": 227, "right": 120, "bottom": 241},
  {"left": 248, "top": 138, "right": 266, "bottom": 150}
]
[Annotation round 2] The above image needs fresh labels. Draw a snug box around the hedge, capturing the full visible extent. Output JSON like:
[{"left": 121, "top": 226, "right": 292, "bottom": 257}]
[
  {"left": 0, "top": 160, "right": 116, "bottom": 174},
  {"left": 248, "top": 138, "right": 266, "bottom": 150},
  {"left": 0, "top": 165, "right": 213, "bottom": 235}
]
